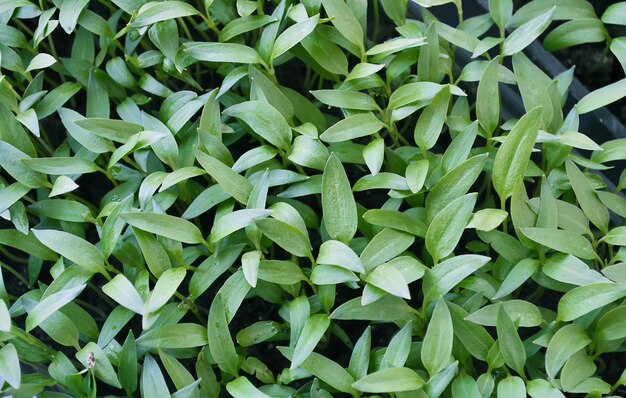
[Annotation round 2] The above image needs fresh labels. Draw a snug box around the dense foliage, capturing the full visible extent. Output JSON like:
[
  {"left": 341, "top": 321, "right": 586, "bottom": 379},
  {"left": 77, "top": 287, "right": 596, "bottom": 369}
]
[{"left": 1, "top": 0, "right": 626, "bottom": 396}]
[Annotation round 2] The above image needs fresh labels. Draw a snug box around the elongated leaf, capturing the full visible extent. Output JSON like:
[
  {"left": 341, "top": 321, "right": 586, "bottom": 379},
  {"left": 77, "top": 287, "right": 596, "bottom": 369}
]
[
  {"left": 279, "top": 346, "right": 357, "bottom": 394},
  {"left": 503, "top": 7, "right": 555, "bottom": 55},
  {"left": 566, "top": 160, "right": 609, "bottom": 233},
  {"left": 32, "top": 229, "right": 106, "bottom": 275},
  {"left": 0, "top": 344, "right": 20, "bottom": 388},
  {"left": 476, "top": 59, "right": 500, "bottom": 137},
  {"left": 226, "top": 377, "right": 272, "bottom": 398},
  {"left": 493, "top": 107, "right": 542, "bottom": 201},
  {"left": 121, "top": 212, "right": 205, "bottom": 244},
  {"left": 320, "top": 0, "right": 364, "bottom": 52},
  {"left": 208, "top": 294, "right": 239, "bottom": 376},
  {"left": 577, "top": 78, "right": 626, "bottom": 114},
  {"left": 414, "top": 85, "right": 450, "bottom": 153},
  {"left": 322, "top": 154, "right": 357, "bottom": 243},
  {"left": 145, "top": 268, "right": 186, "bottom": 314},
  {"left": 353, "top": 367, "right": 425, "bottom": 393},
  {"left": 497, "top": 305, "right": 526, "bottom": 376},
  {"left": 292, "top": 314, "right": 330, "bottom": 369},
  {"left": 423, "top": 255, "right": 490, "bottom": 305},
  {"left": 521, "top": 228, "right": 596, "bottom": 260},
  {"left": 558, "top": 283, "right": 626, "bottom": 321},
  {"left": 426, "top": 193, "right": 477, "bottom": 263},
  {"left": 320, "top": 113, "right": 385, "bottom": 143},
  {"left": 130, "top": 1, "right": 199, "bottom": 27},
  {"left": 26, "top": 284, "right": 86, "bottom": 332},
  {"left": 195, "top": 150, "right": 252, "bottom": 204},
  {"left": 545, "top": 324, "right": 591, "bottom": 379},
  {"left": 422, "top": 299, "right": 453, "bottom": 376},
  {"left": 272, "top": 15, "right": 319, "bottom": 60},
  {"left": 102, "top": 274, "right": 144, "bottom": 315},
  {"left": 224, "top": 101, "right": 292, "bottom": 150}
]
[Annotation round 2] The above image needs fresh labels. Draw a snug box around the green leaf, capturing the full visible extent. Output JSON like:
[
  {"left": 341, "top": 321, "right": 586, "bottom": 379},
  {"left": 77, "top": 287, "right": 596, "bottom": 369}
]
[
  {"left": 521, "top": 228, "right": 596, "bottom": 260},
  {"left": 497, "top": 376, "right": 526, "bottom": 398},
  {"left": 476, "top": 58, "right": 500, "bottom": 137},
  {"left": 497, "top": 305, "right": 526, "bottom": 376},
  {"left": 423, "top": 255, "right": 490, "bottom": 305},
  {"left": 136, "top": 323, "right": 208, "bottom": 351},
  {"left": 566, "top": 160, "right": 609, "bottom": 233},
  {"left": 576, "top": 78, "right": 626, "bottom": 114},
  {"left": 26, "top": 284, "right": 86, "bottom": 332},
  {"left": 208, "top": 294, "right": 239, "bottom": 376},
  {"left": 610, "top": 37, "right": 626, "bottom": 71},
  {"left": 0, "top": 182, "right": 29, "bottom": 215},
  {"left": 22, "top": 157, "right": 100, "bottom": 175},
  {"left": 121, "top": 212, "right": 205, "bottom": 244},
  {"left": 503, "top": 7, "right": 555, "bottom": 55},
  {"left": 492, "top": 107, "right": 542, "bottom": 201},
  {"left": 272, "top": 15, "right": 319, "bottom": 60},
  {"left": 257, "top": 260, "right": 306, "bottom": 285},
  {"left": 32, "top": 229, "right": 106, "bottom": 275},
  {"left": 466, "top": 300, "right": 543, "bottom": 327},
  {"left": 184, "top": 42, "right": 263, "bottom": 64},
  {"left": 602, "top": 2, "right": 626, "bottom": 25},
  {"left": 130, "top": 1, "right": 199, "bottom": 27},
  {"left": 195, "top": 149, "right": 252, "bottom": 204},
  {"left": 472, "top": 209, "right": 508, "bottom": 232},
  {"left": 494, "top": 258, "right": 540, "bottom": 299},
  {"left": 405, "top": 159, "right": 428, "bottom": 193},
  {"left": 317, "top": 240, "right": 363, "bottom": 272},
  {"left": 102, "top": 274, "right": 144, "bottom": 315},
  {"left": 141, "top": 354, "right": 170, "bottom": 398},
  {"left": 363, "top": 209, "right": 427, "bottom": 237},
  {"left": 292, "top": 314, "right": 330, "bottom": 369},
  {"left": 360, "top": 228, "right": 415, "bottom": 272},
  {"left": 75, "top": 118, "right": 143, "bottom": 143},
  {"left": 348, "top": 326, "right": 371, "bottom": 380},
  {"left": 279, "top": 347, "right": 357, "bottom": 393},
  {"left": 322, "top": 153, "right": 358, "bottom": 243},
  {"left": 312, "top": 89, "right": 379, "bottom": 111},
  {"left": 255, "top": 218, "right": 311, "bottom": 257},
  {"left": 543, "top": 253, "right": 609, "bottom": 285},
  {"left": 0, "top": 142, "right": 49, "bottom": 188},
  {"left": 210, "top": 209, "right": 272, "bottom": 243},
  {"left": 119, "top": 331, "right": 138, "bottom": 395},
  {"left": 414, "top": 85, "right": 450, "bottom": 153},
  {"left": 59, "top": 0, "right": 89, "bottom": 33},
  {"left": 526, "top": 378, "right": 566, "bottom": 398},
  {"left": 426, "top": 153, "right": 487, "bottom": 221},
  {"left": 543, "top": 19, "right": 607, "bottom": 51},
  {"left": 366, "top": 37, "right": 425, "bottom": 56},
  {"left": 320, "top": 0, "right": 364, "bottom": 52},
  {"left": 489, "top": 0, "right": 513, "bottom": 28},
  {"left": 319, "top": 113, "right": 385, "bottom": 143},
  {"left": 224, "top": 101, "right": 292, "bottom": 150},
  {"left": 448, "top": 302, "right": 494, "bottom": 361},
  {"left": 364, "top": 262, "right": 411, "bottom": 299},
  {"left": 545, "top": 324, "right": 591, "bottom": 379},
  {"left": 426, "top": 193, "right": 477, "bottom": 263},
  {"left": 596, "top": 306, "right": 626, "bottom": 341},
  {"left": 330, "top": 295, "right": 413, "bottom": 322},
  {"left": 558, "top": 283, "right": 626, "bottom": 321},
  {"left": 353, "top": 367, "right": 425, "bottom": 393},
  {"left": 145, "top": 268, "right": 186, "bottom": 315},
  {"left": 226, "top": 376, "right": 272, "bottom": 398},
  {"left": 0, "top": 344, "right": 20, "bottom": 388},
  {"left": 422, "top": 299, "right": 454, "bottom": 376},
  {"left": 24, "top": 53, "right": 56, "bottom": 74},
  {"left": 600, "top": 226, "right": 626, "bottom": 246}
]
